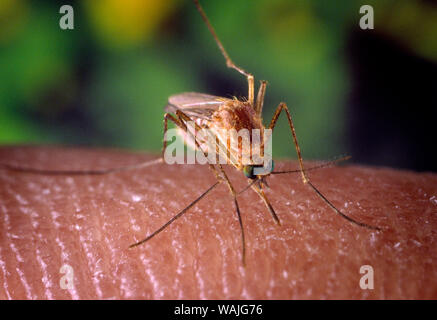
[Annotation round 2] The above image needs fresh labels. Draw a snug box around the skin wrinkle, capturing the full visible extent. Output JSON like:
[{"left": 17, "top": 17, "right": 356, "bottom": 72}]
[
  {"left": 136, "top": 231, "right": 159, "bottom": 299},
  {"left": 0, "top": 247, "right": 12, "bottom": 299},
  {"left": 0, "top": 203, "right": 13, "bottom": 300},
  {"left": 215, "top": 229, "right": 227, "bottom": 298},
  {"left": 99, "top": 180, "right": 137, "bottom": 299},
  {"left": 133, "top": 203, "right": 162, "bottom": 299},
  {"left": 87, "top": 198, "right": 105, "bottom": 299},
  {"left": 125, "top": 204, "right": 154, "bottom": 299},
  {"left": 35, "top": 247, "right": 53, "bottom": 300},
  {"left": 79, "top": 234, "right": 102, "bottom": 297},
  {"left": 210, "top": 225, "right": 225, "bottom": 298},
  {"left": 134, "top": 182, "right": 182, "bottom": 299},
  {"left": 101, "top": 202, "right": 120, "bottom": 299},
  {"left": 96, "top": 197, "right": 117, "bottom": 299},
  {"left": 0, "top": 146, "right": 437, "bottom": 299},
  {"left": 172, "top": 229, "right": 196, "bottom": 299},
  {"left": 140, "top": 254, "right": 158, "bottom": 299},
  {"left": 104, "top": 187, "right": 129, "bottom": 298},
  {"left": 28, "top": 187, "right": 56, "bottom": 299},
  {"left": 73, "top": 194, "right": 96, "bottom": 299},
  {"left": 34, "top": 217, "right": 54, "bottom": 299},
  {"left": 134, "top": 206, "right": 159, "bottom": 299},
  {"left": 62, "top": 192, "right": 82, "bottom": 299},
  {"left": 4, "top": 201, "right": 34, "bottom": 299},
  {"left": 47, "top": 184, "right": 71, "bottom": 299},
  {"left": 195, "top": 220, "right": 217, "bottom": 299}
]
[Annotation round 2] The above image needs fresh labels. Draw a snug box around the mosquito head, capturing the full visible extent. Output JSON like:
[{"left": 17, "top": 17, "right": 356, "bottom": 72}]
[
  {"left": 243, "top": 160, "right": 275, "bottom": 179},
  {"left": 242, "top": 165, "right": 255, "bottom": 179}
]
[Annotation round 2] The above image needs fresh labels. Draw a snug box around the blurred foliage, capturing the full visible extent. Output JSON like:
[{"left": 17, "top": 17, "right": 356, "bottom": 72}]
[
  {"left": 83, "top": 0, "right": 176, "bottom": 48},
  {"left": 0, "top": 0, "right": 436, "bottom": 161}
]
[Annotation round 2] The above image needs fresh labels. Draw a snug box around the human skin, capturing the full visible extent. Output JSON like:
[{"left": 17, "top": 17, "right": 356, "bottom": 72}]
[{"left": 0, "top": 146, "right": 436, "bottom": 299}]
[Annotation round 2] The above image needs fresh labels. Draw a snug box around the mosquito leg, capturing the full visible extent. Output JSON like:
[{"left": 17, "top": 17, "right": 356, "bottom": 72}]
[
  {"left": 162, "top": 111, "right": 248, "bottom": 263},
  {"left": 0, "top": 115, "right": 179, "bottom": 176},
  {"left": 130, "top": 113, "right": 225, "bottom": 247},
  {"left": 0, "top": 158, "right": 163, "bottom": 175},
  {"left": 176, "top": 110, "right": 242, "bottom": 190},
  {"left": 250, "top": 182, "right": 281, "bottom": 226},
  {"left": 268, "top": 103, "right": 307, "bottom": 183},
  {"left": 162, "top": 113, "right": 172, "bottom": 160},
  {"left": 171, "top": 110, "right": 248, "bottom": 263},
  {"left": 216, "top": 164, "right": 247, "bottom": 265},
  {"left": 176, "top": 110, "right": 240, "bottom": 178},
  {"left": 193, "top": 0, "right": 254, "bottom": 105},
  {"left": 130, "top": 181, "right": 220, "bottom": 248},
  {"left": 0, "top": 115, "right": 172, "bottom": 175},
  {"left": 268, "top": 102, "right": 380, "bottom": 231},
  {"left": 233, "top": 197, "right": 246, "bottom": 266},
  {"left": 164, "top": 112, "right": 222, "bottom": 181},
  {"left": 255, "top": 80, "right": 267, "bottom": 116}
]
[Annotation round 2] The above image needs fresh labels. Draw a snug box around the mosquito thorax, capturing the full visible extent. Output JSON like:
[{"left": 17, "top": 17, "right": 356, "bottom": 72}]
[{"left": 211, "top": 100, "right": 263, "bottom": 132}]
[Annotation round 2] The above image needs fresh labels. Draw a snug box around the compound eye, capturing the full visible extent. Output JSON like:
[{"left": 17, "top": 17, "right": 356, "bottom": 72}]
[{"left": 243, "top": 165, "right": 255, "bottom": 179}]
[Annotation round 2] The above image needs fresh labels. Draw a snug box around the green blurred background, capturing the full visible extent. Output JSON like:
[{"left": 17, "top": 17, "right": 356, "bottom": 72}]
[{"left": 0, "top": 0, "right": 436, "bottom": 171}]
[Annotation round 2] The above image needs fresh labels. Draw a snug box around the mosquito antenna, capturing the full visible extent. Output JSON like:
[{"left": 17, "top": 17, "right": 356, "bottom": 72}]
[
  {"left": 271, "top": 155, "right": 351, "bottom": 175},
  {"left": 306, "top": 180, "right": 381, "bottom": 231},
  {"left": 193, "top": 0, "right": 250, "bottom": 77},
  {"left": 129, "top": 181, "right": 220, "bottom": 248},
  {"left": 193, "top": 0, "right": 255, "bottom": 104},
  {"left": 0, "top": 158, "right": 163, "bottom": 176}
]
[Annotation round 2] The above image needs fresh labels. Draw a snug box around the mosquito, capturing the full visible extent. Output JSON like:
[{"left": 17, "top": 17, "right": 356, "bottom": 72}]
[{"left": 1, "top": 0, "right": 380, "bottom": 265}]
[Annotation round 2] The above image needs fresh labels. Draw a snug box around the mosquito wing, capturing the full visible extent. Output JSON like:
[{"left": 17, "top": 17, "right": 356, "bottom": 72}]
[
  {"left": 165, "top": 92, "right": 236, "bottom": 164},
  {"left": 165, "top": 92, "right": 228, "bottom": 120}
]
